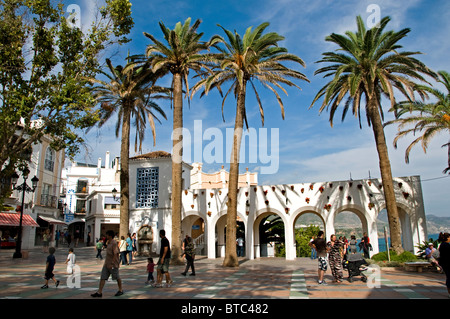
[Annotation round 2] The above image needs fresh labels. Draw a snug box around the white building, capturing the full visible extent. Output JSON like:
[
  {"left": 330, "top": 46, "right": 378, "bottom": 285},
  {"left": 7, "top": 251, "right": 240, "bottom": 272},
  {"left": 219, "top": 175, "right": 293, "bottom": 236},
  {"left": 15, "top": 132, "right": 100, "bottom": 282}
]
[
  {"left": 128, "top": 151, "right": 192, "bottom": 255},
  {"left": 63, "top": 151, "right": 120, "bottom": 245},
  {"left": 1, "top": 134, "right": 65, "bottom": 249},
  {"left": 59, "top": 150, "right": 429, "bottom": 260}
]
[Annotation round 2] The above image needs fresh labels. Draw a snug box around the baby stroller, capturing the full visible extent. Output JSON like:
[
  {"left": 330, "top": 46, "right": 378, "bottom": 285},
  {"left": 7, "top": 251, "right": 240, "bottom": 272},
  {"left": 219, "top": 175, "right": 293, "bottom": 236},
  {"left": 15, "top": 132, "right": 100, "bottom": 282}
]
[{"left": 344, "top": 253, "right": 368, "bottom": 283}]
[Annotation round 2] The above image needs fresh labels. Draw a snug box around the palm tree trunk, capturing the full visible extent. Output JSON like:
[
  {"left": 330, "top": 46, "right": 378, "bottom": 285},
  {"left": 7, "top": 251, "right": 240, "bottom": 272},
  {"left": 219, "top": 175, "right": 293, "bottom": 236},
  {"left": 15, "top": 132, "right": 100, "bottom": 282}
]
[
  {"left": 171, "top": 72, "right": 184, "bottom": 265},
  {"left": 368, "top": 97, "right": 403, "bottom": 254},
  {"left": 223, "top": 83, "right": 246, "bottom": 267},
  {"left": 119, "top": 105, "right": 131, "bottom": 239}
]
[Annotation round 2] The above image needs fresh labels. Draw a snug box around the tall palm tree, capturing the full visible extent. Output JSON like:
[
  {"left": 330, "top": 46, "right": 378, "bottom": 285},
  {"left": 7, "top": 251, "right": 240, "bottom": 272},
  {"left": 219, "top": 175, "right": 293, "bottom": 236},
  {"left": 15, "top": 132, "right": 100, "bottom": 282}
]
[
  {"left": 310, "top": 16, "right": 436, "bottom": 254},
  {"left": 89, "top": 58, "right": 167, "bottom": 239},
  {"left": 385, "top": 71, "right": 450, "bottom": 174},
  {"left": 192, "top": 22, "right": 309, "bottom": 267},
  {"left": 144, "top": 18, "right": 217, "bottom": 264}
]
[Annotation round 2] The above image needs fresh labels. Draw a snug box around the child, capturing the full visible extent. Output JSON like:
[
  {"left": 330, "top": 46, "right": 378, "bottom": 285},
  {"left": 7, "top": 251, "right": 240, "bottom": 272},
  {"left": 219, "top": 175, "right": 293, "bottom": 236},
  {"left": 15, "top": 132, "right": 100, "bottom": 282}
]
[
  {"left": 95, "top": 239, "right": 103, "bottom": 260},
  {"left": 42, "top": 247, "right": 60, "bottom": 289},
  {"left": 145, "top": 257, "right": 155, "bottom": 285},
  {"left": 65, "top": 247, "right": 76, "bottom": 274}
]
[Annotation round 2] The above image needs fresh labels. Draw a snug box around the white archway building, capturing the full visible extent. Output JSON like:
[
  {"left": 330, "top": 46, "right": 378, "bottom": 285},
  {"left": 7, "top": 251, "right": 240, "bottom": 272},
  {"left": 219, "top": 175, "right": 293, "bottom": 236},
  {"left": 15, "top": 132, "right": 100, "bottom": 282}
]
[
  {"left": 124, "top": 152, "right": 427, "bottom": 260},
  {"left": 181, "top": 176, "right": 427, "bottom": 260}
]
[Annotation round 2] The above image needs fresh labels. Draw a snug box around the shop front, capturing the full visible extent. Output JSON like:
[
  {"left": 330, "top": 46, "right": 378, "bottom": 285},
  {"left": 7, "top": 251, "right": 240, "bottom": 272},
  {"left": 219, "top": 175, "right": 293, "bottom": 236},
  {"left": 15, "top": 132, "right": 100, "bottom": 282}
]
[{"left": 0, "top": 212, "right": 39, "bottom": 249}]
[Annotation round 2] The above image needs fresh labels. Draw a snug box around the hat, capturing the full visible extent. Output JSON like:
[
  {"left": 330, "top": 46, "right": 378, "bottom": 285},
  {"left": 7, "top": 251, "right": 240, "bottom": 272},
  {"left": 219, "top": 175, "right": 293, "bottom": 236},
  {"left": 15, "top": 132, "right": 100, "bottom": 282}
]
[{"left": 428, "top": 242, "right": 433, "bottom": 246}]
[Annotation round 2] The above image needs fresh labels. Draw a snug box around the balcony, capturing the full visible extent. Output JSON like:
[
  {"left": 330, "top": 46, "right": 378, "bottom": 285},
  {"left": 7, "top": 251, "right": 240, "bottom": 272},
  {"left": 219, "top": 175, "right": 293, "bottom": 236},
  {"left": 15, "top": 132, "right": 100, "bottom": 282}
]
[
  {"left": 75, "top": 185, "right": 89, "bottom": 197},
  {"left": 40, "top": 194, "right": 58, "bottom": 208}
]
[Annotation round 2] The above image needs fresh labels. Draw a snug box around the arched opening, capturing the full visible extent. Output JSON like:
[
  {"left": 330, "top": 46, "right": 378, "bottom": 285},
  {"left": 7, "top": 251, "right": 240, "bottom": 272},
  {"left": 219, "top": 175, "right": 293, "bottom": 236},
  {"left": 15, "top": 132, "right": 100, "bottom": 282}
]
[
  {"left": 293, "top": 211, "right": 325, "bottom": 258},
  {"left": 334, "top": 210, "right": 366, "bottom": 242},
  {"left": 377, "top": 206, "right": 414, "bottom": 253},
  {"left": 214, "top": 213, "right": 246, "bottom": 258},
  {"left": 181, "top": 214, "right": 206, "bottom": 255},
  {"left": 253, "top": 211, "right": 285, "bottom": 258}
]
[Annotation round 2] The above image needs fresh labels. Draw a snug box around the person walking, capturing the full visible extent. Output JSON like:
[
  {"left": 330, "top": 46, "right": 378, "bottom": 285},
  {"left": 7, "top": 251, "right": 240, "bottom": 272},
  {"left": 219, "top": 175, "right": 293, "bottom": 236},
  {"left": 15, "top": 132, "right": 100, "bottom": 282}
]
[
  {"left": 55, "top": 230, "right": 60, "bottom": 248},
  {"left": 95, "top": 239, "right": 104, "bottom": 260},
  {"left": 181, "top": 236, "right": 196, "bottom": 276},
  {"left": 86, "top": 232, "right": 91, "bottom": 247},
  {"left": 132, "top": 233, "right": 138, "bottom": 257},
  {"left": 41, "top": 247, "right": 60, "bottom": 289},
  {"left": 145, "top": 257, "right": 155, "bottom": 285},
  {"left": 65, "top": 247, "right": 76, "bottom": 274},
  {"left": 360, "top": 232, "right": 371, "bottom": 259},
  {"left": 310, "top": 236, "right": 317, "bottom": 259},
  {"left": 309, "top": 230, "right": 329, "bottom": 285},
  {"left": 91, "top": 230, "right": 123, "bottom": 297},
  {"left": 154, "top": 229, "right": 172, "bottom": 288},
  {"left": 327, "top": 234, "right": 344, "bottom": 283},
  {"left": 236, "top": 236, "right": 244, "bottom": 257},
  {"left": 126, "top": 233, "right": 133, "bottom": 265},
  {"left": 119, "top": 236, "right": 128, "bottom": 265},
  {"left": 42, "top": 229, "right": 49, "bottom": 253},
  {"left": 66, "top": 232, "right": 72, "bottom": 248},
  {"left": 438, "top": 232, "right": 450, "bottom": 298}
]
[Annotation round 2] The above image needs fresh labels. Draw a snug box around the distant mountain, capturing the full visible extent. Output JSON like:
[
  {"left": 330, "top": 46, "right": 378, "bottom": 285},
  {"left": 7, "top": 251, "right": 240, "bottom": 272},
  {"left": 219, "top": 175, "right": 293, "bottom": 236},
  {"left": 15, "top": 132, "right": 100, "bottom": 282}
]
[
  {"left": 425, "top": 214, "right": 450, "bottom": 235},
  {"left": 295, "top": 212, "right": 450, "bottom": 237}
]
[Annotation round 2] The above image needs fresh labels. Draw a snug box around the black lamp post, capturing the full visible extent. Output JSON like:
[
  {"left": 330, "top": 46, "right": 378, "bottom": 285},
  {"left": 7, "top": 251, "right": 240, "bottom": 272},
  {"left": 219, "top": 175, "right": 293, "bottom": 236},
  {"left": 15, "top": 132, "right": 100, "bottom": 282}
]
[
  {"left": 112, "top": 188, "right": 117, "bottom": 201},
  {"left": 11, "top": 168, "right": 39, "bottom": 258}
]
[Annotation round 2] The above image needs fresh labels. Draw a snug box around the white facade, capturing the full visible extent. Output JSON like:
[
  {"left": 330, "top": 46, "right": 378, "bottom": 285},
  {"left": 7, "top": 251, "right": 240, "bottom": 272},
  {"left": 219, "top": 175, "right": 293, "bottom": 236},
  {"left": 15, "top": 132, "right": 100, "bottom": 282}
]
[
  {"left": 128, "top": 152, "right": 192, "bottom": 255},
  {"left": 58, "top": 150, "right": 428, "bottom": 260},
  {"left": 181, "top": 175, "right": 428, "bottom": 260},
  {"left": 3, "top": 135, "right": 65, "bottom": 249},
  {"left": 63, "top": 152, "right": 120, "bottom": 245}
]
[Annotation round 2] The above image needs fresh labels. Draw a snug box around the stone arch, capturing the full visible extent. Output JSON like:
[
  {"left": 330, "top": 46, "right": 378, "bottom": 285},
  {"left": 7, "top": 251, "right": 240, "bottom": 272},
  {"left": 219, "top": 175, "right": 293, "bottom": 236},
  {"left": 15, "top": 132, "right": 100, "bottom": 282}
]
[
  {"left": 377, "top": 202, "right": 416, "bottom": 253},
  {"left": 252, "top": 207, "right": 292, "bottom": 259},
  {"left": 291, "top": 208, "right": 326, "bottom": 257},
  {"left": 211, "top": 209, "right": 247, "bottom": 258},
  {"left": 181, "top": 211, "right": 206, "bottom": 255},
  {"left": 332, "top": 204, "right": 379, "bottom": 254}
]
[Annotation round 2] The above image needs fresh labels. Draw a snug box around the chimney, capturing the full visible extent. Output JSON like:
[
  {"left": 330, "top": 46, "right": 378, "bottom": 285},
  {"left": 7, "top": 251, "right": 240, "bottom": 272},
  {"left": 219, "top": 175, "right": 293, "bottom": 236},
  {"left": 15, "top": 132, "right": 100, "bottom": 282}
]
[
  {"left": 97, "top": 157, "right": 102, "bottom": 168},
  {"left": 105, "top": 151, "right": 110, "bottom": 169},
  {"left": 114, "top": 157, "right": 120, "bottom": 171}
]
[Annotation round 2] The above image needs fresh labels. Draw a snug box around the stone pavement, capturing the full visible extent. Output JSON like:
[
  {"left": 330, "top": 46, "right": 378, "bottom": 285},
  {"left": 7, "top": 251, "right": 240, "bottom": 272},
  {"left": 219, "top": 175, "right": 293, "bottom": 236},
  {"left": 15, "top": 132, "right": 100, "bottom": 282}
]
[{"left": 0, "top": 245, "right": 448, "bottom": 301}]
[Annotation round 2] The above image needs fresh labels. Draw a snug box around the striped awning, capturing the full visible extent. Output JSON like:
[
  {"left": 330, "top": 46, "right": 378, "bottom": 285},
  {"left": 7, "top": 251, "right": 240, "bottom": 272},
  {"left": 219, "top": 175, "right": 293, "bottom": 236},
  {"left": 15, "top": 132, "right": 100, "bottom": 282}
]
[
  {"left": 0, "top": 213, "right": 39, "bottom": 227},
  {"left": 38, "top": 215, "right": 67, "bottom": 225}
]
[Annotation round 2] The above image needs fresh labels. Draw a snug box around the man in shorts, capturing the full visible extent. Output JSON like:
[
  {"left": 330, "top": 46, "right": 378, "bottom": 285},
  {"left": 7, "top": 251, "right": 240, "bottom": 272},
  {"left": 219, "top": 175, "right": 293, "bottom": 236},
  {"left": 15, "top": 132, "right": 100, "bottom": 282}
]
[
  {"left": 309, "top": 230, "right": 329, "bottom": 285},
  {"left": 154, "top": 229, "right": 173, "bottom": 287},
  {"left": 91, "top": 230, "right": 123, "bottom": 297}
]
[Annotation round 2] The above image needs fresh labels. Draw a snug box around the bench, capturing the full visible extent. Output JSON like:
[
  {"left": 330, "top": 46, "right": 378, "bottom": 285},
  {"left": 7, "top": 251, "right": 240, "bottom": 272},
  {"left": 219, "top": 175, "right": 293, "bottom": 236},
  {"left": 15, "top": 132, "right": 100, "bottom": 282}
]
[{"left": 404, "top": 262, "right": 432, "bottom": 272}]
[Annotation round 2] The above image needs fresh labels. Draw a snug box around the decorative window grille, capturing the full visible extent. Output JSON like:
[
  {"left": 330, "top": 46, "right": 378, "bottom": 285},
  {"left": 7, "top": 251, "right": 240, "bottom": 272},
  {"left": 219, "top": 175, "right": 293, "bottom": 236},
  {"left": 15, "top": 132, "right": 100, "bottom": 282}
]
[{"left": 136, "top": 167, "right": 159, "bottom": 208}]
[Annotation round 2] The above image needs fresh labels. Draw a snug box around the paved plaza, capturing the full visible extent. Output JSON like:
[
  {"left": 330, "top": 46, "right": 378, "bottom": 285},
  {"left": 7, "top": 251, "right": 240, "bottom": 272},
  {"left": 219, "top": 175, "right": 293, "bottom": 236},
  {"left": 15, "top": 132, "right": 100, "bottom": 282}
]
[{"left": 0, "top": 245, "right": 448, "bottom": 301}]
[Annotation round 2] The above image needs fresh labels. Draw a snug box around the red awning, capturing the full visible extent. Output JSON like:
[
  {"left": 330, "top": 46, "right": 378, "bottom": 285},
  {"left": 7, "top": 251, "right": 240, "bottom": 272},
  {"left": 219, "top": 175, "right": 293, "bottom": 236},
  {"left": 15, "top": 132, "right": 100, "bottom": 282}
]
[{"left": 0, "top": 213, "right": 39, "bottom": 227}]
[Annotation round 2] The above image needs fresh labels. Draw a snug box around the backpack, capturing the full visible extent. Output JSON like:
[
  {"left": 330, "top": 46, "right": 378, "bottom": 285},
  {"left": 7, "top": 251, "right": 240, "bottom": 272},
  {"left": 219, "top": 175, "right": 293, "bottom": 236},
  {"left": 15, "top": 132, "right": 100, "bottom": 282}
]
[{"left": 432, "top": 249, "right": 440, "bottom": 260}]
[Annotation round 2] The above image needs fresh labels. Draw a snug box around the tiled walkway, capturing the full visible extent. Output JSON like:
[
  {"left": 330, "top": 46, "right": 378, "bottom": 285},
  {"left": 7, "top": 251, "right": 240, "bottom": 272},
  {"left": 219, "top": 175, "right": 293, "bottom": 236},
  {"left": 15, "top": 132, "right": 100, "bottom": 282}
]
[{"left": 0, "top": 246, "right": 448, "bottom": 300}]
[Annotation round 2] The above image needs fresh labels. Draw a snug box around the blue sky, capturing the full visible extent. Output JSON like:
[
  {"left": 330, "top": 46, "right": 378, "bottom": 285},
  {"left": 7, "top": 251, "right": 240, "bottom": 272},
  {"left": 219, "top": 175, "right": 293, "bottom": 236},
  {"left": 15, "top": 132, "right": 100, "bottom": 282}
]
[{"left": 71, "top": 0, "right": 450, "bottom": 217}]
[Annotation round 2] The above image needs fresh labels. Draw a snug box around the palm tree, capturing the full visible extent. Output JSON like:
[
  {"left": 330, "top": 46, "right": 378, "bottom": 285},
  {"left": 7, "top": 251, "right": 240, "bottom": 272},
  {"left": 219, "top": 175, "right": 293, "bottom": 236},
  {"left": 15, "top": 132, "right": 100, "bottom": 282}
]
[
  {"left": 385, "top": 71, "right": 450, "bottom": 174},
  {"left": 310, "top": 16, "right": 436, "bottom": 254},
  {"left": 192, "top": 22, "right": 309, "bottom": 267},
  {"left": 89, "top": 58, "right": 167, "bottom": 239},
  {"left": 144, "top": 18, "right": 217, "bottom": 264}
]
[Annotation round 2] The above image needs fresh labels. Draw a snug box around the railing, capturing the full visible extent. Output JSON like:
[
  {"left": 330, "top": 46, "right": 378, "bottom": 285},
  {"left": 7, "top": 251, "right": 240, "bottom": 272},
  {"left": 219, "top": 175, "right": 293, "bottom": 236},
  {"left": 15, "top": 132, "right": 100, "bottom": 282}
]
[{"left": 40, "top": 194, "right": 58, "bottom": 208}]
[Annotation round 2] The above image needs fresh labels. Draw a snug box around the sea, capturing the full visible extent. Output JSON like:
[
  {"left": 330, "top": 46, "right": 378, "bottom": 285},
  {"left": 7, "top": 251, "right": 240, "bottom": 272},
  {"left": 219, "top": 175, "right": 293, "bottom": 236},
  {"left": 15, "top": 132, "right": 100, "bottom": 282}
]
[{"left": 377, "top": 233, "right": 440, "bottom": 252}]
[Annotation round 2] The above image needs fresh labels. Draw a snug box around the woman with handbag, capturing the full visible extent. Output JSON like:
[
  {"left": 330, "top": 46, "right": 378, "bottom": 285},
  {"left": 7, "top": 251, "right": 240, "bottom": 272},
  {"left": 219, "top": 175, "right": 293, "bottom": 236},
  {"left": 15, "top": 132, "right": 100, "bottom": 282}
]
[{"left": 119, "top": 236, "right": 128, "bottom": 265}]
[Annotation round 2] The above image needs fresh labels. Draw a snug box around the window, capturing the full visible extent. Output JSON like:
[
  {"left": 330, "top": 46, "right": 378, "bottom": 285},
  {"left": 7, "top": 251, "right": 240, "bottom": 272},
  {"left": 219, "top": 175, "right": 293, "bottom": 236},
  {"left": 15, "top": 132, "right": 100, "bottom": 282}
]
[
  {"left": 44, "top": 147, "right": 55, "bottom": 172},
  {"left": 136, "top": 167, "right": 159, "bottom": 208}
]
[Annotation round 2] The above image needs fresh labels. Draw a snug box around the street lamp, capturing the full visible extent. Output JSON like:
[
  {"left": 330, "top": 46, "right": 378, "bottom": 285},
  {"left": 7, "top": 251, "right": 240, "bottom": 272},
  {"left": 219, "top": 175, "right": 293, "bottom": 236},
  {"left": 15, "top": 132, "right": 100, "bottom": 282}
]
[
  {"left": 112, "top": 188, "right": 117, "bottom": 200},
  {"left": 11, "top": 167, "right": 39, "bottom": 258}
]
